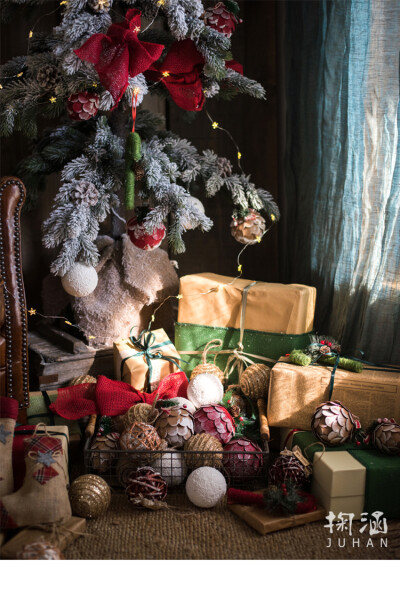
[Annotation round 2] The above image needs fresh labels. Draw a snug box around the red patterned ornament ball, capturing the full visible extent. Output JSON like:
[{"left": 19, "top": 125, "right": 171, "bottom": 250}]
[
  {"left": 127, "top": 215, "right": 166, "bottom": 251},
  {"left": 193, "top": 404, "right": 235, "bottom": 445},
  {"left": 67, "top": 92, "right": 99, "bottom": 121},
  {"left": 223, "top": 438, "right": 263, "bottom": 478}
]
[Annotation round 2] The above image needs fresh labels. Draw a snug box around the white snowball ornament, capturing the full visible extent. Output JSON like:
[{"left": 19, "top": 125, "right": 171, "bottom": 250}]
[
  {"left": 182, "top": 197, "right": 206, "bottom": 230},
  {"left": 152, "top": 451, "right": 187, "bottom": 487},
  {"left": 185, "top": 467, "right": 227, "bottom": 508},
  {"left": 187, "top": 373, "right": 224, "bottom": 409},
  {"left": 61, "top": 262, "right": 98, "bottom": 297}
]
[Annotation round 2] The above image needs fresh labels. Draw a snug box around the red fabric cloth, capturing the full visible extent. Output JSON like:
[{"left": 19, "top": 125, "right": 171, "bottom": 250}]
[
  {"left": 50, "top": 372, "right": 189, "bottom": 420},
  {"left": 146, "top": 39, "right": 205, "bottom": 111},
  {"left": 12, "top": 425, "right": 36, "bottom": 490},
  {"left": 0, "top": 396, "right": 19, "bottom": 420},
  {"left": 74, "top": 9, "right": 164, "bottom": 108},
  {"left": 225, "top": 59, "right": 243, "bottom": 75},
  {"left": 227, "top": 488, "right": 265, "bottom": 507}
]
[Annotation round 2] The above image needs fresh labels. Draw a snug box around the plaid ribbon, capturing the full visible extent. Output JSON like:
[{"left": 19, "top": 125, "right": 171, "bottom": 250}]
[{"left": 26, "top": 434, "right": 63, "bottom": 486}]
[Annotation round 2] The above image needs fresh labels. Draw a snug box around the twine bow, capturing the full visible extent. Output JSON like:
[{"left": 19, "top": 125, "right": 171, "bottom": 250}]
[{"left": 121, "top": 327, "right": 188, "bottom": 392}]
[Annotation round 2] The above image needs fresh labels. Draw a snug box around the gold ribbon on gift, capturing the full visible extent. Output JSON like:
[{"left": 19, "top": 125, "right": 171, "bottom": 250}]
[{"left": 179, "top": 282, "right": 276, "bottom": 381}]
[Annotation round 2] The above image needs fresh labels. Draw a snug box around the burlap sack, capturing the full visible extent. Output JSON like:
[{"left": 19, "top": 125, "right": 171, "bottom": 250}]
[{"left": 0, "top": 428, "right": 72, "bottom": 529}]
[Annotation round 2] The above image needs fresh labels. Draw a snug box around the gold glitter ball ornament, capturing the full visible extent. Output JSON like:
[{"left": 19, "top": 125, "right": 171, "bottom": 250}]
[
  {"left": 69, "top": 474, "right": 111, "bottom": 518},
  {"left": 239, "top": 364, "right": 271, "bottom": 399},
  {"left": 16, "top": 541, "right": 64, "bottom": 560},
  {"left": 184, "top": 433, "right": 223, "bottom": 469}
]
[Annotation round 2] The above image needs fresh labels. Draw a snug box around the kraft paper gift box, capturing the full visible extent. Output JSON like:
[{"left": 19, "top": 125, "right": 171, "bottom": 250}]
[
  {"left": 114, "top": 328, "right": 182, "bottom": 392},
  {"left": 292, "top": 431, "right": 400, "bottom": 519},
  {"left": 267, "top": 357, "right": 400, "bottom": 430},
  {"left": 175, "top": 273, "right": 316, "bottom": 378}
]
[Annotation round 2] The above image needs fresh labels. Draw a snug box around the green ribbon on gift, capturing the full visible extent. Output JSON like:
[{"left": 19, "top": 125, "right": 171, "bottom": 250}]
[{"left": 121, "top": 326, "right": 188, "bottom": 392}]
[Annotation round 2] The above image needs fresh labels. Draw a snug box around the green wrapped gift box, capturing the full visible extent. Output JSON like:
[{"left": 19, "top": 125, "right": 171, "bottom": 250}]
[
  {"left": 175, "top": 322, "right": 311, "bottom": 380},
  {"left": 292, "top": 431, "right": 400, "bottom": 519},
  {"left": 26, "top": 391, "right": 82, "bottom": 436}
]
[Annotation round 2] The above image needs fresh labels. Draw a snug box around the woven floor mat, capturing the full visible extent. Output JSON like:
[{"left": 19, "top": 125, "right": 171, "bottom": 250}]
[{"left": 63, "top": 493, "right": 400, "bottom": 560}]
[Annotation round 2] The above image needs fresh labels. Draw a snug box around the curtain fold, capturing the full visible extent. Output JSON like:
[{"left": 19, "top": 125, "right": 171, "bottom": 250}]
[{"left": 284, "top": 0, "right": 400, "bottom": 363}]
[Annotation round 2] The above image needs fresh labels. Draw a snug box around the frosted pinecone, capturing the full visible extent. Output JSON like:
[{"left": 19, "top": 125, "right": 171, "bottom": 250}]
[
  {"left": 36, "top": 65, "right": 62, "bottom": 90},
  {"left": 72, "top": 181, "right": 99, "bottom": 206},
  {"left": 87, "top": 0, "right": 112, "bottom": 13},
  {"left": 217, "top": 156, "right": 233, "bottom": 177}
]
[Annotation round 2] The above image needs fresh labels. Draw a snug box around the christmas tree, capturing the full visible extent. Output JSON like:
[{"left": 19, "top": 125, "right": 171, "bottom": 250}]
[{"left": 0, "top": 0, "right": 279, "bottom": 305}]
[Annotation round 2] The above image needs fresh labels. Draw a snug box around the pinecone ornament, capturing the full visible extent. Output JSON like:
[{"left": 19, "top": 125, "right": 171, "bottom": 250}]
[
  {"left": 193, "top": 405, "right": 235, "bottom": 445},
  {"left": 155, "top": 407, "right": 194, "bottom": 448},
  {"left": 369, "top": 418, "right": 400, "bottom": 456},
  {"left": 230, "top": 209, "right": 266, "bottom": 245},
  {"left": 67, "top": 92, "right": 99, "bottom": 121},
  {"left": 36, "top": 65, "right": 61, "bottom": 90},
  {"left": 204, "top": 2, "right": 242, "bottom": 38},
  {"left": 125, "top": 466, "right": 168, "bottom": 510},
  {"left": 90, "top": 432, "right": 120, "bottom": 473},
  {"left": 269, "top": 446, "right": 312, "bottom": 487},
  {"left": 223, "top": 438, "right": 263, "bottom": 478},
  {"left": 217, "top": 156, "right": 233, "bottom": 177},
  {"left": 87, "top": 0, "right": 112, "bottom": 13},
  {"left": 71, "top": 180, "right": 99, "bottom": 206},
  {"left": 311, "top": 400, "right": 360, "bottom": 446}
]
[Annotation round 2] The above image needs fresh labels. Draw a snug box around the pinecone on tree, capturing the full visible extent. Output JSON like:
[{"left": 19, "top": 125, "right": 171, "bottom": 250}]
[
  {"left": 71, "top": 181, "right": 99, "bottom": 206},
  {"left": 204, "top": 2, "right": 242, "bottom": 38},
  {"left": 36, "top": 65, "right": 62, "bottom": 90},
  {"left": 87, "top": 0, "right": 112, "bottom": 13},
  {"left": 155, "top": 407, "right": 194, "bottom": 448},
  {"left": 369, "top": 418, "right": 400, "bottom": 455},
  {"left": 230, "top": 209, "right": 266, "bottom": 245},
  {"left": 311, "top": 400, "right": 360, "bottom": 446},
  {"left": 67, "top": 92, "right": 99, "bottom": 121},
  {"left": 217, "top": 156, "right": 233, "bottom": 177}
]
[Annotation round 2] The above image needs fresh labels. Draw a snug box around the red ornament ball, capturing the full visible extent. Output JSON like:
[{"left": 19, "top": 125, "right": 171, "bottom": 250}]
[
  {"left": 223, "top": 438, "right": 263, "bottom": 478},
  {"left": 67, "top": 92, "right": 99, "bottom": 121},
  {"left": 127, "top": 215, "right": 166, "bottom": 251},
  {"left": 193, "top": 404, "right": 235, "bottom": 445},
  {"left": 203, "top": 2, "right": 242, "bottom": 38}
]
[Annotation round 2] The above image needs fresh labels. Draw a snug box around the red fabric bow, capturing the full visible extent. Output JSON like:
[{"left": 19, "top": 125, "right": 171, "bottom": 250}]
[
  {"left": 74, "top": 9, "right": 164, "bottom": 108},
  {"left": 50, "top": 372, "right": 189, "bottom": 419},
  {"left": 146, "top": 39, "right": 205, "bottom": 111}
]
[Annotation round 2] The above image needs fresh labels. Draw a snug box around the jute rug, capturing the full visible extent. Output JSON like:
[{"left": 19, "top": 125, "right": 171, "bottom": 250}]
[{"left": 63, "top": 494, "right": 400, "bottom": 560}]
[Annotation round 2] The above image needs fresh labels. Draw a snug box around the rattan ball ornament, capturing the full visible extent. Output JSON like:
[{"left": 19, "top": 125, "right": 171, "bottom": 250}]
[
  {"left": 190, "top": 340, "right": 224, "bottom": 383},
  {"left": 239, "top": 364, "right": 271, "bottom": 400},
  {"left": 69, "top": 474, "right": 111, "bottom": 518},
  {"left": 184, "top": 433, "right": 223, "bottom": 469},
  {"left": 61, "top": 262, "right": 98, "bottom": 297},
  {"left": 16, "top": 541, "right": 64, "bottom": 560},
  {"left": 126, "top": 466, "right": 168, "bottom": 509},
  {"left": 152, "top": 450, "right": 187, "bottom": 486},
  {"left": 268, "top": 447, "right": 312, "bottom": 488},
  {"left": 119, "top": 422, "right": 164, "bottom": 452},
  {"left": 311, "top": 400, "right": 360, "bottom": 446},
  {"left": 223, "top": 438, "right": 264, "bottom": 478},
  {"left": 187, "top": 373, "right": 224, "bottom": 409},
  {"left": 185, "top": 467, "right": 227, "bottom": 508}
]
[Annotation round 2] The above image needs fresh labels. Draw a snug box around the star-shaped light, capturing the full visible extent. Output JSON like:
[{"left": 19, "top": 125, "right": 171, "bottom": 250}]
[
  {"left": 28, "top": 308, "right": 37, "bottom": 315},
  {"left": 49, "top": 96, "right": 57, "bottom": 103},
  {"left": 0, "top": 424, "right": 12, "bottom": 445},
  {"left": 36, "top": 450, "right": 56, "bottom": 467}
]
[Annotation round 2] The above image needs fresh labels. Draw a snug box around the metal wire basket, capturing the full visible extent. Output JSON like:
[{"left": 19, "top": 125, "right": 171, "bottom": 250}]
[{"left": 84, "top": 437, "right": 270, "bottom": 491}]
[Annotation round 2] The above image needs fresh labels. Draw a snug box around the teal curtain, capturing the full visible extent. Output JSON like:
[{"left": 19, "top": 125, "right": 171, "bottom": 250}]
[{"left": 284, "top": 0, "right": 400, "bottom": 363}]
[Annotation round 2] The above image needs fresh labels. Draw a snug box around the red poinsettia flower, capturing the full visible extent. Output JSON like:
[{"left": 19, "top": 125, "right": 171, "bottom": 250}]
[
  {"left": 146, "top": 39, "right": 205, "bottom": 112},
  {"left": 74, "top": 9, "right": 164, "bottom": 108}
]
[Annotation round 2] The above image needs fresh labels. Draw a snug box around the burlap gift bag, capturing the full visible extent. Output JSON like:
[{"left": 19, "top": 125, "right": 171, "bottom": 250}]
[{"left": 0, "top": 425, "right": 72, "bottom": 529}]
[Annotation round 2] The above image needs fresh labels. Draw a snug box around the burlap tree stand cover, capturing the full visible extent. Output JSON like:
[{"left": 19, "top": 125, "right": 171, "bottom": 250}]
[
  {"left": 0, "top": 432, "right": 71, "bottom": 529},
  {"left": 42, "top": 235, "right": 179, "bottom": 347}
]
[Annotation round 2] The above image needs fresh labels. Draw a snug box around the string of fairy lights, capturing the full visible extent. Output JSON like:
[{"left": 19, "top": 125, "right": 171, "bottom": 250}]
[{"left": 2, "top": 0, "right": 276, "bottom": 342}]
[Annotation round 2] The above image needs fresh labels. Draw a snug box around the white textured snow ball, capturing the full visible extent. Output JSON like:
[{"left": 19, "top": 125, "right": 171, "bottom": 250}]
[
  {"left": 185, "top": 467, "right": 227, "bottom": 508},
  {"left": 187, "top": 373, "right": 224, "bottom": 409},
  {"left": 152, "top": 451, "right": 187, "bottom": 487},
  {"left": 61, "top": 263, "right": 98, "bottom": 297},
  {"left": 182, "top": 197, "right": 206, "bottom": 230}
]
